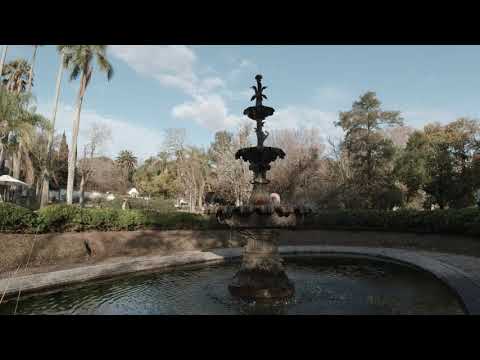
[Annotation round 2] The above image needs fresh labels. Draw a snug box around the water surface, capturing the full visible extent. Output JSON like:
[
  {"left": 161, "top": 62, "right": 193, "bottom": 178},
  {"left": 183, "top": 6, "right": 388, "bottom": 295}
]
[{"left": 0, "top": 257, "right": 464, "bottom": 315}]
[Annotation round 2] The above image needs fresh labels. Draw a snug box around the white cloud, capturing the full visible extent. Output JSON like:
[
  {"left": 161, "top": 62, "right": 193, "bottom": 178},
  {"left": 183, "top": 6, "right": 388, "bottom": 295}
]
[
  {"left": 110, "top": 45, "right": 224, "bottom": 96},
  {"left": 110, "top": 45, "right": 196, "bottom": 81},
  {"left": 37, "top": 102, "right": 163, "bottom": 162},
  {"left": 270, "top": 106, "right": 342, "bottom": 142},
  {"left": 110, "top": 45, "right": 232, "bottom": 130},
  {"left": 172, "top": 94, "right": 243, "bottom": 131},
  {"left": 110, "top": 47, "right": 343, "bottom": 138},
  {"left": 227, "top": 58, "right": 258, "bottom": 83}
]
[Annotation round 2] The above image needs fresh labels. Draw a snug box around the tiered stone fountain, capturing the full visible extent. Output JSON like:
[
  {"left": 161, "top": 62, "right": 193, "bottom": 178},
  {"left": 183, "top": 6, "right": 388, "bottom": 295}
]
[{"left": 217, "top": 74, "right": 309, "bottom": 301}]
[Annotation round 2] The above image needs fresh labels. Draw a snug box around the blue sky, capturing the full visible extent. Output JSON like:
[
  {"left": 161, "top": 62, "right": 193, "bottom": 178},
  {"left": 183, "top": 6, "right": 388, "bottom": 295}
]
[{"left": 3, "top": 45, "right": 480, "bottom": 161}]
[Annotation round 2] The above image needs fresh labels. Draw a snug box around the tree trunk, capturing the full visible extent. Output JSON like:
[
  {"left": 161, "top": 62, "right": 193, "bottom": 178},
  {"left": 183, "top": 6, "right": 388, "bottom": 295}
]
[
  {"left": 36, "top": 176, "right": 42, "bottom": 199},
  {"left": 0, "top": 146, "right": 5, "bottom": 174},
  {"left": 40, "top": 51, "right": 64, "bottom": 208},
  {"left": 12, "top": 147, "right": 21, "bottom": 179},
  {"left": 0, "top": 45, "right": 8, "bottom": 81},
  {"left": 67, "top": 72, "right": 87, "bottom": 204},
  {"left": 198, "top": 180, "right": 204, "bottom": 211},
  {"left": 11, "top": 147, "right": 22, "bottom": 201},
  {"left": 79, "top": 174, "right": 85, "bottom": 207},
  {"left": 27, "top": 45, "right": 38, "bottom": 93}
]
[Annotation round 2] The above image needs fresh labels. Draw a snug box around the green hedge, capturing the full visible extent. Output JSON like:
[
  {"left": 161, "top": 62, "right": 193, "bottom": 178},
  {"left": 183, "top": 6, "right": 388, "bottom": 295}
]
[
  {"left": 301, "top": 208, "right": 480, "bottom": 235},
  {"left": 0, "top": 203, "right": 37, "bottom": 233},
  {"left": 0, "top": 203, "right": 219, "bottom": 233},
  {"left": 97, "top": 197, "right": 175, "bottom": 212},
  {"left": 1, "top": 202, "right": 479, "bottom": 235}
]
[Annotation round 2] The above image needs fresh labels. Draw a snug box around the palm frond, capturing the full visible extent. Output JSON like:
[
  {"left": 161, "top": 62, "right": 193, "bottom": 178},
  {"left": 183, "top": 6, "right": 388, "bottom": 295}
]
[
  {"left": 96, "top": 52, "right": 114, "bottom": 80},
  {"left": 69, "top": 65, "right": 80, "bottom": 81}
]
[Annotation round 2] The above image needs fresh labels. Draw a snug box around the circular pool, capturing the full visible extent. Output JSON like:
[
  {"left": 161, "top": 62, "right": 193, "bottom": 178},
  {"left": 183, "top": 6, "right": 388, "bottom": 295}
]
[{"left": 0, "top": 256, "right": 465, "bottom": 315}]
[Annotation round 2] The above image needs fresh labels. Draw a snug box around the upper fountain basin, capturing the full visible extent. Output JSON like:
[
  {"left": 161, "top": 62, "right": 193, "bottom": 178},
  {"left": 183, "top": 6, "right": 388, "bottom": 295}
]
[
  {"left": 235, "top": 146, "right": 286, "bottom": 164},
  {"left": 243, "top": 105, "right": 275, "bottom": 120}
]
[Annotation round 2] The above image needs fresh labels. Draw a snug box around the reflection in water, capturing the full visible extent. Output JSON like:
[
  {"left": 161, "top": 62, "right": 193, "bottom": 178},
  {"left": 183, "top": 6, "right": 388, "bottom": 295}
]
[{"left": 0, "top": 257, "right": 465, "bottom": 315}]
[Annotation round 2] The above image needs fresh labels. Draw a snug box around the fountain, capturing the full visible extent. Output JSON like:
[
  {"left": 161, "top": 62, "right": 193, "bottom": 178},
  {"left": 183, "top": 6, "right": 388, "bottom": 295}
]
[
  {"left": 0, "top": 75, "right": 468, "bottom": 316},
  {"left": 216, "top": 74, "right": 309, "bottom": 302}
]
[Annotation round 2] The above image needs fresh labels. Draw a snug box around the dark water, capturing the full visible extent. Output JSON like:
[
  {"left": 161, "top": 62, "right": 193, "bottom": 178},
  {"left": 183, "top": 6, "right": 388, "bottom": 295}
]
[{"left": 0, "top": 257, "right": 465, "bottom": 315}]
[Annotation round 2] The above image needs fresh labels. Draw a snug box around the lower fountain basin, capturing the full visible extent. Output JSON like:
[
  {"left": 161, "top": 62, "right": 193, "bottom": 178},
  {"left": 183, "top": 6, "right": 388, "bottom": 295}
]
[{"left": 0, "top": 255, "right": 465, "bottom": 315}]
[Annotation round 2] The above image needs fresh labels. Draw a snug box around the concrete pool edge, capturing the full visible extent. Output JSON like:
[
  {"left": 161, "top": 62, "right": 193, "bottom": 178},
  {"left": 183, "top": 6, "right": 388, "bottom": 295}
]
[{"left": 2, "top": 245, "right": 480, "bottom": 314}]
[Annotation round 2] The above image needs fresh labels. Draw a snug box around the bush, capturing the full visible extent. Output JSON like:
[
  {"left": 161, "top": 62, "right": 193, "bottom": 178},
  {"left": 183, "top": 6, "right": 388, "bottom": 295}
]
[
  {"left": 0, "top": 202, "right": 37, "bottom": 233},
  {"left": 1, "top": 202, "right": 479, "bottom": 236},
  {"left": 36, "top": 205, "right": 149, "bottom": 232},
  {"left": 143, "top": 210, "right": 219, "bottom": 230},
  {"left": 37, "top": 204, "right": 82, "bottom": 232},
  {"left": 302, "top": 208, "right": 480, "bottom": 235},
  {"left": 97, "top": 197, "right": 175, "bottom": 212}
]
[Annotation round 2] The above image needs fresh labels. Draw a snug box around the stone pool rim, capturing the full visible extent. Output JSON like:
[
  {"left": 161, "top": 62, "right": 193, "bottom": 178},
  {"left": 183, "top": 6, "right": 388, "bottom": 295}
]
[{"left": 1, "top": 245, "right": 480, "bottom": 314}]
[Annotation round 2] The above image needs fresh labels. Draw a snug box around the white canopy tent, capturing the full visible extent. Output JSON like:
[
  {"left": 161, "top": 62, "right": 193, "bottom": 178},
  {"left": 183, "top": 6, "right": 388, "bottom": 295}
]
[{"left": 0, "top": 175, "right": 30, "bottom": 202}]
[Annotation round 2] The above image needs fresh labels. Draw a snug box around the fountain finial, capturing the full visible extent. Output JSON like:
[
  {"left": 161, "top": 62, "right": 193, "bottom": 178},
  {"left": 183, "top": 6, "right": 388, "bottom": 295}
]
[{"left": 250, "top": 74, "right": 268, "bottom": 107}]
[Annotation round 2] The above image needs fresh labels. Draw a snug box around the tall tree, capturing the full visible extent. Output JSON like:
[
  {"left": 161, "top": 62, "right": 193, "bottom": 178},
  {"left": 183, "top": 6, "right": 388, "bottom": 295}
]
[
  {"left": 267, "top": 128, "right": 324, "bottom": 204},
  {"left": 116, "top": 150, "right": 138, "bottom": 187},
  {"left": 78, "top": 123, "right": 112, "bottom": 206},
  {"left": 54, "top": 132, "right": 69, "bottom": 192},
  {"left": 2, "top": 59, "right": 31, "bottom": 94},
  {"left": 394, "top": 130, "right": 430, "bottom": 204},
  {"left": 208, "top": 124, "right": 253, "bottom": 206},
  {"left": 60, "top": 45, "right": 113, "bottom": 204},
  {"left": 40, "top": 47, "right": 65, "bottom": 207},
  {"left": 0, "top": 88, "right": 48, "bottom": 201},
  {"left": 336, "top": 92, "right": 403, "bottom": 209},
  {"left": 0, "top": 45, "right": 8, "bottom": 84},
  {"left": 27, "top": 45, "right": 41, "bottom": 93}
]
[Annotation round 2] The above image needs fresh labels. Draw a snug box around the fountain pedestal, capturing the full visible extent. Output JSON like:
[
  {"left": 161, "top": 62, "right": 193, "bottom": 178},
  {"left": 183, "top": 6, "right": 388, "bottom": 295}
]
[{"left": 229, "top": 229, "right": 294, "bottom": 300}]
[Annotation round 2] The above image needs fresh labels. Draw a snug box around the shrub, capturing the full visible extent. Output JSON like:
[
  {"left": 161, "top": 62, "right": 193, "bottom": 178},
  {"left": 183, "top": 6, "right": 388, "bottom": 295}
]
[
  {"left": 1, "top": 202, "right": 479, "bottom": 236},
  {"left": 142, "top": 210, "right": 217, "bottom": 230},
  {"left": 301, "top": 207, "right": 480, "bottom": 235},
  {"left": 117, "top": 210, "right": 147, "bottom": 231},
  {"left": 36, "top": 205, "right": 148, "bottom": 232},
  {"left": 97, "top": 197, "right": 175, "bottom": 212},
  {"left": 36, "top": 204, "right": 82, "bottom": 232},
  {"left": 0, "top": 202, "right": 37, "bottom": 233}
]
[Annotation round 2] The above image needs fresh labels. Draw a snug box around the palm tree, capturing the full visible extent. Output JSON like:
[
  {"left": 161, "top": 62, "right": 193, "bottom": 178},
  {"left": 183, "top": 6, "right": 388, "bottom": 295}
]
[
  {"left": 0, "top": 88, "right": 46, "bottom": 200},
  {"left": 0, "top": 45, "right": 8, "bottom": 84},
  {"left": 40, "top": 47, "right": 65, "bottom": 208},
  {"left": 27, "top": 45, "right": 42, "bottom": 93},
  {"left": 2, "top": 59, "right": 32, "bottom": 94},
  {"left": 59, "top": 45, "right": 113, "bottom": 204},
  {"left": 116, "top": 150, "right": 138, "bottom": 186}
]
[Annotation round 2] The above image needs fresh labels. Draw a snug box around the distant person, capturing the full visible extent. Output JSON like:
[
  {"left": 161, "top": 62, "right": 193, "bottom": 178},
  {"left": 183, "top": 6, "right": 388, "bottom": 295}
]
[{"left": 270, "top": 193, "right": 281, "bottom": 205}]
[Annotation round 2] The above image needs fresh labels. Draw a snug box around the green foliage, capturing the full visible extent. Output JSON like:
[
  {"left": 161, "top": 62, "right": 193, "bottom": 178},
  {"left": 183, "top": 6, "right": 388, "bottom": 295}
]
[
  {"left": 142, "top": 210, "right": 218, "bottom": 230},
  {"left": 53, "top": 131, "right": 69, "bottom": 190},
  {"left": 335, "top": 92, "right": 404, "bottom": 209},
  {"left": 396, "top": 119, "right": 480, "bottom": 209},
  {"left": 37, "top": 204, "right": 82, "bottom": 232},
  {"left": 0, "top": 203, "right": 217, "bottom": 233},
  {"left": 302, "top": 208, "right": 480, "bottom": 235},
  {"left": 1, "top": 202, "right": 480, "bottom": 236},
  {"left": 98, "top": 197, "right": 175, "bottom": 212},
  {"left": 134, "top": 154, "right": 178, "bottom": 198},
  {"left": 116, "top": 149, "right": 138, "bottom": 185},
  {"left": 0, "top": 202, "right": 37, "bottom": 232}
]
